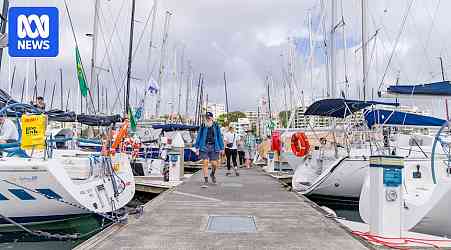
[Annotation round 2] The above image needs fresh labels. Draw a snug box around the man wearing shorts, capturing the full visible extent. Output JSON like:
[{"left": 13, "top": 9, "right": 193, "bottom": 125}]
[
  {"left": 243, "top": 129, "right": 256, "bottom": 168},
  {"left": 194, "top": 112, "right": 224, "bottom": 187}
]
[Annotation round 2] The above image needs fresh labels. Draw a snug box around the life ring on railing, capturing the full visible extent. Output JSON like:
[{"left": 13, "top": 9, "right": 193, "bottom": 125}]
[
  {"left": 291, "top": 132, "right": 310, "bottom": 157},
  {"left": 271, "top": 131, "right": 281, "bottom": 152}
]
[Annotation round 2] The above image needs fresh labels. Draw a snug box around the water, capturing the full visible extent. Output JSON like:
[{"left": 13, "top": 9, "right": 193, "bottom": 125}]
[
  {"left": 0, "top": 191, "right": 157, "bottom": 249},
  {"left": 0, "top": 215, "right": 109, "bottom": 250},
  {"left": 309, "top": 198, "right": 363, "bottom": 223}
]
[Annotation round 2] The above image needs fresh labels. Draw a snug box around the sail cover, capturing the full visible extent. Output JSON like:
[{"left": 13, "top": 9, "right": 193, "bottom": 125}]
[
  {"left": 364, "top": 109, "right": 446, "bottom": 128},
  {"left": 152, "top": 124, "right": 199, "bottom": 131},
  {"left": 0, "top": 88, "right": 122, "bottom": 126},
  {"left": 387, "top": 81, "right": 451, "bottom": 96},
  {"left": 304, "top": 98, "right": 399, "bottom": 118}
]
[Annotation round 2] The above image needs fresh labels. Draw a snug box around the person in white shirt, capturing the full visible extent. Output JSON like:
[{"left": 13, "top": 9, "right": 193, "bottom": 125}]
[
  {"left": 0, "top": 117, "right": 19, "bottom": 143},
  {"left": 223, "top": 126, "right": 240, "bottom": 176}
]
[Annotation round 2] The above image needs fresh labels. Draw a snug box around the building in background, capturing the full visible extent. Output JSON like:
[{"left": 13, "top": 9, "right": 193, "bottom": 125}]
[
  {"left": 203, "top": 102, "right": 225, "bottom": 118},
  {"left": 230, "top": 118, "right": 251, "bottom": 136}
]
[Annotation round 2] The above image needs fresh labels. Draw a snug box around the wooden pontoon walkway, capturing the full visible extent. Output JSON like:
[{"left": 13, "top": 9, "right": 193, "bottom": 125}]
[{"left": 82, "top": 167, "right": 368, "bottom": 250}]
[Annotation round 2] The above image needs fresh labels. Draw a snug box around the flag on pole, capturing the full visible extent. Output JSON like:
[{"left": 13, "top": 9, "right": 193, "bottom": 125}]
[
  {"left": 128, "top": 108, "right": 137, "bottom": 131},
  {"left": 147, "top": 76, "right": 159, "bottom": 94},
  {"left": 75, "top": 46, "right": 89, "bottom": 97}
]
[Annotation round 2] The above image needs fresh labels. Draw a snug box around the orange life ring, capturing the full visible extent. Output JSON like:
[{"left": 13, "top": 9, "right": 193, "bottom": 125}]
[
  {"left": 291, "top": 132, "right": 310, "bottom": 157},
  {"left": 271, "top": 131, "right": 281, "bottom": 152}
]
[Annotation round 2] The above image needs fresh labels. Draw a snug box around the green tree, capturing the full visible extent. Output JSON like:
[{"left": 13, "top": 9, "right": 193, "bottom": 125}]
[
  {"left": 217, "top": 111, "right": 246, "bottom": 127},
  {"left": 278, "top": 110, "right": 291, "bottom": 128}
]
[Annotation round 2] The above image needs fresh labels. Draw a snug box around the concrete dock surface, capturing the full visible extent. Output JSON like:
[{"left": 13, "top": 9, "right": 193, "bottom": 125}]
[{"left": 90, "top": 167, "right": 368, "bottom": 250}]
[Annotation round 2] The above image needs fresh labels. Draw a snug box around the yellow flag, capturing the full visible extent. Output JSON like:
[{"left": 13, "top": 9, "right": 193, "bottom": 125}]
[{"left": 21, "top": 114, "right": 47, "bottom": 150}]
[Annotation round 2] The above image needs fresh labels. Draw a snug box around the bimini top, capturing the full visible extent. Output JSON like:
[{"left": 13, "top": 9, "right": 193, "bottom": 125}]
[
  {"left": 152, "top": 124, "right": 199, "bottom": 132},
  {"left": 304, "top": 98, "right": 399, "bottom": 118},
  {"left": 364, "top": 109, "right": 446, "bottom": 128},
  {"left": 387, "top": 81, "right": 451, "bottom": 96}
]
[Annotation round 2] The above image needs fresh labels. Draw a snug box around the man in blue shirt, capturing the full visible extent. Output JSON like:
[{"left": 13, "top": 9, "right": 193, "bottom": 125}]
[{"left": 194, "top": 112, "right": 224, "bottom": 187}]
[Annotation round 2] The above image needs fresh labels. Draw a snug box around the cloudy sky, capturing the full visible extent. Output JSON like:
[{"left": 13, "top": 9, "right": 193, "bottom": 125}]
[{"left": 2, "top": 0, "right": 451, "bottom": 118}]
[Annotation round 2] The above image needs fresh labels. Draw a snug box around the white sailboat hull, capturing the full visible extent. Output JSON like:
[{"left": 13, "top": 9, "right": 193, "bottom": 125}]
[{"left": 0, "top": 152, "right": 135, "bottom": 226}]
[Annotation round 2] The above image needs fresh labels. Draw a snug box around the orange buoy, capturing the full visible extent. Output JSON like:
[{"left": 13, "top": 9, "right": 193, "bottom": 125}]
[{"left": 291, "top": 132, "right": 310, "bottom": 157}]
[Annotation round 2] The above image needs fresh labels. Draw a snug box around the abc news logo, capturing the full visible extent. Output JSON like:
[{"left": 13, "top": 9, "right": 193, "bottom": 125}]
[
  {"left": 8, "top": 7, "right": 59, "bottom": 58},
  {"left": 17, "top": 14, "right": 50, "bottom": 49}
]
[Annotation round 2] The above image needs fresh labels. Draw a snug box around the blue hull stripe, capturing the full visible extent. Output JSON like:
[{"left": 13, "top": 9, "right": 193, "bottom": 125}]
[
  {"left": 8, "top": 189, "right": 35, "bottom": 200},
  {"left": 0, "top": 193, "right": 8, "bottom": 200},
  {"left": 36, "top": 189, "right": 62, "bottom": 199}
]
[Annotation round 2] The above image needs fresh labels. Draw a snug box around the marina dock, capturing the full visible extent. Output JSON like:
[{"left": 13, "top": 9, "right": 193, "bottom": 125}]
[{"left": 79, "top": 167, "right": 368, "bottom": 250}]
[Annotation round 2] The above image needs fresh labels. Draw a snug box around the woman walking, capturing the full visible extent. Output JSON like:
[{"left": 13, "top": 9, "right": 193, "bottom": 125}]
[
  {"left": 224, "top": 126, "right": 240, "bottom": 176},
  {"left": 243, "top": 129, "right": 257, "bottom": 168}
]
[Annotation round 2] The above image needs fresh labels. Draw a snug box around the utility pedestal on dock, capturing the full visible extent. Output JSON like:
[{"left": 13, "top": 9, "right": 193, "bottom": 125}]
[{"left": 369, "top": 155, "right": 404, "bottom": 237}]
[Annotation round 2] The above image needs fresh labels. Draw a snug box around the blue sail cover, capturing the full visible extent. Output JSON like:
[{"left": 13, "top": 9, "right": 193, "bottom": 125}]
[
  {"left": 152, "top": 124, "right": 199, "bottom": 132},
  {"left": 387, "top": 81, "right": 451, "bottom": 96},
  {"left": 364, "top": 109, "right": 446, "bottom": 128},
  {"left": 304, "top": 98, "right": 399, "bottom": 118}
]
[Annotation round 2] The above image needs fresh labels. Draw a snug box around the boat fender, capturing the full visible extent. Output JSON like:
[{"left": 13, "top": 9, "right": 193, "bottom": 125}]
[
  {"left": 271, "top": 131, "right": 281, "bottom": 152},
  {"left": 291, "top": 132, "right": 310, "bottom": 157}
]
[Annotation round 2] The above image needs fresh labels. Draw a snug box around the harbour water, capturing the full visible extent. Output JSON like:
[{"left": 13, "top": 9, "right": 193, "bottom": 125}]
[{"left": 0, "top": 191, "right": 158, "bottom": 250}]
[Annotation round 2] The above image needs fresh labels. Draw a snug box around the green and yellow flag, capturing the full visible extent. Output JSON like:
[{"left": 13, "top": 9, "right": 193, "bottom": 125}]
[
  {"left": 75, "top": 46, "right": 89, "bottom": 97},
  {"left": 128, "top": 108, "right": 137, "bottom": 132}
]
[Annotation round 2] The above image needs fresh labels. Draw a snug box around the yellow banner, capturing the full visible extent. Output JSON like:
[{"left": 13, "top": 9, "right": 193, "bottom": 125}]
[{"left": 21, "top": 114, "right": 47, "bottom": 150}]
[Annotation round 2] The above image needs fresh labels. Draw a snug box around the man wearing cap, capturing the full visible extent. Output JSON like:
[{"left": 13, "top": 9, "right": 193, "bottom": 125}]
[{"left": 194, "top": 112, "right": 224, "bottom": 187}]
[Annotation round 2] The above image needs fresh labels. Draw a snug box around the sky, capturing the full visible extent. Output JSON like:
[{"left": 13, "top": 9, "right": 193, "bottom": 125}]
[{"left": 2, "top": 0, "right": 451, "bottom": 118}]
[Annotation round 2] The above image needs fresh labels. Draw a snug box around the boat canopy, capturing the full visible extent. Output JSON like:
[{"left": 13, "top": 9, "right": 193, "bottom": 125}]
[
  {"left": 304, "top": 98, "right": 399, "bottom": 118},
  {"left": 364, "top": 109, "right": 446, "bottom": 128},
  {"left": 0, "top": 88, "right": 122, "bottom": 126},
  {"left": 387, "top": 81, "right": 451, "bottom": 96},
  {"left": 152, "top": 124, "right": 199, "bottom": 131}
]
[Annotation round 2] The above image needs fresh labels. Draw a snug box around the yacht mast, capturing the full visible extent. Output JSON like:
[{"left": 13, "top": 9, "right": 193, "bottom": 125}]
[
  {"left": 330, "top": 0, "right": 336, "bottom": 99},
  {"left": 125, "top": 0, "right": 136, "bottom": 114},
  {"left": 90, "top": 0, "right": 100, "bottom": 113},
  {"left": 155, "top": 11, "right": 172, "bottom": 116},
  {"left": 361, "top": 0, "right": 368, "bottom": 101}
]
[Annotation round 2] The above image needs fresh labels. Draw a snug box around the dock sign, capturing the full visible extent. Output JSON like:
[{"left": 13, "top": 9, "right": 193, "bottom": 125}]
[{"left": 8, "top": 7, "right": 59, "bottom": 57}]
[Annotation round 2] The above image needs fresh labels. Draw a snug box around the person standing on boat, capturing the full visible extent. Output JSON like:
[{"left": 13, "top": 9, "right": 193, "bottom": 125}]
[
  {"left": 194, "top": 112, "right": 224, "bottom": 187},
  {"left": 224, "top": 126, "right": 240, "bottom": 176},
  {"left": 0, "top": 116, "right": 19, "bottom": 143},
  {"left": 243, "top": 129, "right": 257, "bottom": 168}
]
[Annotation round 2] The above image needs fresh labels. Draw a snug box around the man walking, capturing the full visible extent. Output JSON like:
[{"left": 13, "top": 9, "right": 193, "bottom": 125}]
[{"left": 194, "top": 112, "right": 224, "bottom": 188}]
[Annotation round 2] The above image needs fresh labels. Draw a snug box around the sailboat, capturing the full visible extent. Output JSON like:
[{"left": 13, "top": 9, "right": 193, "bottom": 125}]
[{"left": 0, "top": 90, "right": 135, "bottom": 230}]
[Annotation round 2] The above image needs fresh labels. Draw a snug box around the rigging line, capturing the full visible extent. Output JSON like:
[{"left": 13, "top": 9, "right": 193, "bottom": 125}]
[
  {"left": 408, "top": 4, "right": 435, "bottom": 81},
  {"left": 97, "top": 0, "right": 127, "bottom": 73},
  {"left": 103, "top": 1, "right": 128, "bottom": 65},
  {"left": 63, "top": 0, "right": 96, "bottom": 114},
  {"left": 97, "top": 9, "right": 122, "bottom": 114},
  {"left": 377, "top": 0, "right": 415, "bottom": 92},
  {"left": 109, "top": 8, "right": 161, "bottom": 113}
]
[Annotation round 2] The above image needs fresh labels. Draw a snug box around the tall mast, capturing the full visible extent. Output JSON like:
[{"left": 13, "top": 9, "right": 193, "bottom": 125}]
[
  {"left": 146, "top": 0, "right": 157, "bottom": 73},
  {"left": 266, "top": 76, "right": 272, "bottom": 119},
  {"left": 330, "top": 0, "right": 337, "bottom": 99},
  {"left": 361, "top": 0, "right": 368, "bottom": 101},
  {"left": 60, "top": 68, "right": 63, "bottom": 110},
  {"left": 308, "top": 11, "right": 314, "bottom": 101},
  {"left": 0, "top": 0, "right": 9, "bottom": 74},
  {"left": 155, "top": 11, "right": 172, "bottom": 116},
  {"left": 90, "top": 0, "right": 100, "bottom": 113},
  {"left": 177, "top": 45, "right": 185, "bottom": 115},
  {"left": 223, "top": 72, "right": 229, "bottom": 122},
  {"left": 125, "top": 0, "right": 136, "bottom": 114},
  {"left": 185, "top": 61, "right": 192, "bottom": 117}
]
